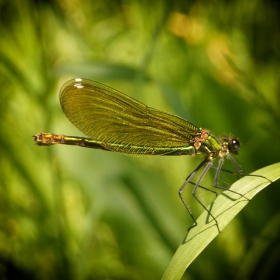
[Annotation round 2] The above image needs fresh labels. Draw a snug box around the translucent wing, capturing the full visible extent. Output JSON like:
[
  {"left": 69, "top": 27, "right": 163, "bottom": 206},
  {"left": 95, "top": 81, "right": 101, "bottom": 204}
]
[{"left": 60, "top": 78, "right": 201, "bottom": 154}]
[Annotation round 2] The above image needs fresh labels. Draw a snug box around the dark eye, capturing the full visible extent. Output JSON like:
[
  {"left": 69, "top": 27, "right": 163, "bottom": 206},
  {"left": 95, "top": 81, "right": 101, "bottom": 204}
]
[{"left": 230, "top": 138, "right": 240, "bottom": 152}]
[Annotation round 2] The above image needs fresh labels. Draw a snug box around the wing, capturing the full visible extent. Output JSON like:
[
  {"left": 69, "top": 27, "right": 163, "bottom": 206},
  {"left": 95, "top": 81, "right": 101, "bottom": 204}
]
[{"left": 59, "top": 78, "right": 201, "bottom": 154}]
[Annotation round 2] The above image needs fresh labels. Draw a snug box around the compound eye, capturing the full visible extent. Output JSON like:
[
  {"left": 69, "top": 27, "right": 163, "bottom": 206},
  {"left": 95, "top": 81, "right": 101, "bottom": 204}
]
[{"left": 230, "top": 138, "right": 240, "bottom": 152}]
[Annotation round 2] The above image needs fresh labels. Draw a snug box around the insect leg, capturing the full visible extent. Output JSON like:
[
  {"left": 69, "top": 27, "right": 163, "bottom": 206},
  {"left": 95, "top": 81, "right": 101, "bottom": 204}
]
[{"left": 179, "top": 158, "right": 220, "bottom": 232}]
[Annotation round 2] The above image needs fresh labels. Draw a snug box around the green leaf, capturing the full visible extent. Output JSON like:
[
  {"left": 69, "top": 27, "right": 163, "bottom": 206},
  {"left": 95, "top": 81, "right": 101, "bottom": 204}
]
[{"left": 162, "top": 162, "right": 280, "bottom": 280}]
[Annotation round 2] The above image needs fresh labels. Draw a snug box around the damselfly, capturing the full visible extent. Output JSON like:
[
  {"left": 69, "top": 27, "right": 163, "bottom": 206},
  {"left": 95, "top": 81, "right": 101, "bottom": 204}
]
[{"left": 34, "top": 78, "right": 257, "bottom": 232}]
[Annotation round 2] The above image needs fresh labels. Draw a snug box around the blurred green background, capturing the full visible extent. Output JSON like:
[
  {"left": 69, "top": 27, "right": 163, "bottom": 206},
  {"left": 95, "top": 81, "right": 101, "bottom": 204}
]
[{"left": 1, "top": 0, "right": 280, "bottom": 279}]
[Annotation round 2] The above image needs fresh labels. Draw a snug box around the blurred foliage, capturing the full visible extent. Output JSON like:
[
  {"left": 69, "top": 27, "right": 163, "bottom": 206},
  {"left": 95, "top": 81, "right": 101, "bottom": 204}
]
[{"left": 0, "top": 0, "right": 280, "bottom": 279}]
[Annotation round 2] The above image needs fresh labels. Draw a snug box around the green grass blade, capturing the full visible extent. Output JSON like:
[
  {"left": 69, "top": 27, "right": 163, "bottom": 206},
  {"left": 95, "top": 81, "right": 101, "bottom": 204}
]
[{"left": 162, "top": 162, "right": 280, "bottom": 280}]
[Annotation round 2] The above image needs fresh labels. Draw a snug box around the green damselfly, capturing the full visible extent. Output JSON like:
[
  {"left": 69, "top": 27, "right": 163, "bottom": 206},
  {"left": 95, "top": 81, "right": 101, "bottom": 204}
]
[{"left": 34, "top": 78, "right": 259, "bottom": 232}]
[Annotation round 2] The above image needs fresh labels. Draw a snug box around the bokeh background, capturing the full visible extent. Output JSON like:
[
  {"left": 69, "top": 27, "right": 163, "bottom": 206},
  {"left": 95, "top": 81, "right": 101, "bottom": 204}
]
[{"left": 1, "top": 0, "right": 280, "bottom": 279}]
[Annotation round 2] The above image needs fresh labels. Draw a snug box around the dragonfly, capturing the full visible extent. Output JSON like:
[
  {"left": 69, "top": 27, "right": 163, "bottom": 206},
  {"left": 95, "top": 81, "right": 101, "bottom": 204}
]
[{"left": 34, "top": 78, "right": 254, "bottom": 232}]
